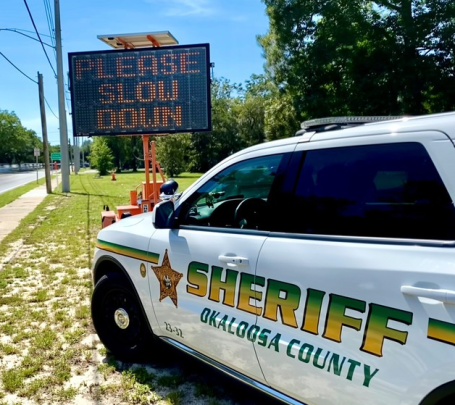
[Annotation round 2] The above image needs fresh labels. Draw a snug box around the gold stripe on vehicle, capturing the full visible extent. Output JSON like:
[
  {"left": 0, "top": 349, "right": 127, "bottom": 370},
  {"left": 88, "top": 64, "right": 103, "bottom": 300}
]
[{"left": 96, "top": 239, "right": 159, "bottom": 264}]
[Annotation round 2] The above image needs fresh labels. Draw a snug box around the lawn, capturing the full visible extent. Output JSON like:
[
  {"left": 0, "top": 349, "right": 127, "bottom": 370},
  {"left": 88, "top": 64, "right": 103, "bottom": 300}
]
[
  {"left": 0, "top": 171, "right": 276, "bottom": 405},
  {"left": 74, "top": 169, "right": 202, "bottom": 211}
]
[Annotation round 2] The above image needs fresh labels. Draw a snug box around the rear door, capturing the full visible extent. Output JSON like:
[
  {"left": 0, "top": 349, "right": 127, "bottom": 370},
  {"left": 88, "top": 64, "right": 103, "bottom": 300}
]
[{"left": 254, "top": 131, "right": 455, "bottom": 405}]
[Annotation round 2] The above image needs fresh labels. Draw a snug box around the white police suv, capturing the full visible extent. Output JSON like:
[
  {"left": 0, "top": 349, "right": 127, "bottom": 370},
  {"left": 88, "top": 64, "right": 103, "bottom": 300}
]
[{"left": 92, "top": 112, "right": 455, "bottom": 405}]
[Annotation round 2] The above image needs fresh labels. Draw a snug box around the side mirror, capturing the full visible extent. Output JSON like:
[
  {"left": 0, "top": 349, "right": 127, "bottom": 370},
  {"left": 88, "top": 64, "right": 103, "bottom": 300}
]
[{"left": 152, "top": 200, "right": 175, "bottom": 229}]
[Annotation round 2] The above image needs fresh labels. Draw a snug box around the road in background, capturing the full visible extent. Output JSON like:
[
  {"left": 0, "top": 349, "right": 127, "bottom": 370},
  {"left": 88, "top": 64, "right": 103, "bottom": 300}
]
[{"left": 0, "top": 170, "right": 47, "bottom": 195}]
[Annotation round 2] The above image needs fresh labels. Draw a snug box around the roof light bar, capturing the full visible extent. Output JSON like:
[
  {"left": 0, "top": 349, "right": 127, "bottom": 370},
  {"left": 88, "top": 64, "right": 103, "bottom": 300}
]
[{"left": 301, "top": 116, "right": 406, "bottom": 130}]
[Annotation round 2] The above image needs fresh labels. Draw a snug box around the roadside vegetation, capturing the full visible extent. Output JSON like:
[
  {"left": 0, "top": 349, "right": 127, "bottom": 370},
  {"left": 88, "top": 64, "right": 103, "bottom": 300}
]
[{"left": 0, "top": 171, "right": 275, "bottom": 405}]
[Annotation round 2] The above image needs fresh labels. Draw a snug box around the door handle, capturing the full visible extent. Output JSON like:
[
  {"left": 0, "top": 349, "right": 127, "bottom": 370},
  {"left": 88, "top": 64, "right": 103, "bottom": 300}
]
[
  {"left": 218, "top": 255, "right": 249, "bottom": 266},
  {"left": 401, "top": 285, "right": 455, "bottom": 304}
]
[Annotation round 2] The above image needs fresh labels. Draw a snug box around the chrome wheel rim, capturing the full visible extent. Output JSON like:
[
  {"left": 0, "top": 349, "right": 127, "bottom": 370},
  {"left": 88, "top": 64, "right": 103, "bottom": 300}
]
[{"left": 114, "top": 308, "right": 130, "bottom": 330}]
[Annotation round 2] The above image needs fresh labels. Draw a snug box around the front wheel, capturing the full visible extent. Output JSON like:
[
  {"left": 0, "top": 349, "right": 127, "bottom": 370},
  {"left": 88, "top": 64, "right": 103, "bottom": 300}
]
[
  {"left": 437, "top": 394, "right": 455, "bottom": 405},
  {"left": 92, "top": 273, "right": 153, "bottom": 361}
]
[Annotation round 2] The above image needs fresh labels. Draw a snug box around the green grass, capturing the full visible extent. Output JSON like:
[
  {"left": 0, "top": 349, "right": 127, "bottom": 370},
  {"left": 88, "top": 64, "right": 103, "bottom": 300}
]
[
  {"left": 78, "top": 170, "right": 202, "bottom": 210},
  {"left": 2, "top": 369, "right": 24, "bottom": 392},
  {"left": 53, "top": 386, "right": 77, "bottom": 401},
  {"left": 0, "top": 176, "right": 48, "bottom": 209},
  {"left": 157, "top": 374, "right": 185, "bottom": 388},
  {"left": 166, "top": 390, "right": 184, "bottom": 405}
]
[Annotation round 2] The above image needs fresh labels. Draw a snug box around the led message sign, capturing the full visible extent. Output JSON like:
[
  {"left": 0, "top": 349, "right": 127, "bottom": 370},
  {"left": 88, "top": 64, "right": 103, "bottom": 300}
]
[{"left": 68, "top": 44, "right": 211, "bottom": 136}]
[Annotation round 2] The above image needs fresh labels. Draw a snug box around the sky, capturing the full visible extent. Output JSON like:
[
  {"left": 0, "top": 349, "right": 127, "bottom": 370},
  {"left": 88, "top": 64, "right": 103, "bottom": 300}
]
[{"left": 0, "top": 0, "right": 270, "bottom": 145}]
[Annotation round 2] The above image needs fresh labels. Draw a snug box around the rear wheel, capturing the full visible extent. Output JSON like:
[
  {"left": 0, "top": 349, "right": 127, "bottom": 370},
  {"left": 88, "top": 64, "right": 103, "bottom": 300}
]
[{"left": 92, "top": 273, "right": 153, "bottom": 361}]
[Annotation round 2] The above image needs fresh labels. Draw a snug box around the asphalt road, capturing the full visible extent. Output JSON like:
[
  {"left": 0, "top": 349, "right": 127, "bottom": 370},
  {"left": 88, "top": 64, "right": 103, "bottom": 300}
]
[{"left": 0, "top": 170, "right": 47, "bottom": 195}]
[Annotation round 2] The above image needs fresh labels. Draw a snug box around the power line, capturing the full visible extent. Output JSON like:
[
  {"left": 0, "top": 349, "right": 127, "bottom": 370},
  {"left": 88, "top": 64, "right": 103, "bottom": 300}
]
[
  {"left": 1, "top": 53, "right": 59, "bottom": 122},
  {"left": 42, "top": 0, "right": 56, "bottom": 58},
  {"left": 44, "top": 98, "right": 59, "bottom": 119},
  {"left": 0, "top": 28, "right": 53, "bottom": 47},
  {"left": 0, "top": 52, "right": 37, "bottom": 84},
  {"left": 23, "top": 0, "right": 57, "bottom": 78},
  {"left": 1, "top": 27, "right": 53, "bottom": 37},
  {"left": 43, "top": 0, "right": 55, "bottom": 41},
  {"left": 0, "top": 24, "right": 59, "bottom": 121}
]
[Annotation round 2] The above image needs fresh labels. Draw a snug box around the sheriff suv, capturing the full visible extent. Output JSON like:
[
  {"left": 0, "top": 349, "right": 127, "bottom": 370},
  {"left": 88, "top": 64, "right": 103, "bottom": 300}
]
[{"left": 92, "top": 112, "right": 455, "bottom": 405}]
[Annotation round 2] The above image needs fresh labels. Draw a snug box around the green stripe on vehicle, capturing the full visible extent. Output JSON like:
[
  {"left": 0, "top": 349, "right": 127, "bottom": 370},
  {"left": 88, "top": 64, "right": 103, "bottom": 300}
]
[{"left": 96, "top": 239, "right": 159, "bottom": 264}]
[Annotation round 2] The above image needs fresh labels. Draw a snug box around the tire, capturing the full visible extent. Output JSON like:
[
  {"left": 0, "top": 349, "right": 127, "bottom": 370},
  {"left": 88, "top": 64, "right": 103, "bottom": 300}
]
[
  {"left": 437, "top": 394, "right": 455, "bottom": 405},
  {"left": 91, "top": 273, "right": 153, "bottom": 362}
]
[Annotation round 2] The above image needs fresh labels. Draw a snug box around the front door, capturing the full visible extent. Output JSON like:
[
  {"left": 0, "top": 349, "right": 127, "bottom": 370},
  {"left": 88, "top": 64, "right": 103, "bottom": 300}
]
[{"left": 148, "top": 151, "right": 290, "bottom": 382}]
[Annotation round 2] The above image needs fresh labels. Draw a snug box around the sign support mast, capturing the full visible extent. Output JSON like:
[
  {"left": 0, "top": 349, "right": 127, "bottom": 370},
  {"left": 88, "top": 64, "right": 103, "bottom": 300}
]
[{"left": 55, "top": 0, "right": 70, "bottom": 192}]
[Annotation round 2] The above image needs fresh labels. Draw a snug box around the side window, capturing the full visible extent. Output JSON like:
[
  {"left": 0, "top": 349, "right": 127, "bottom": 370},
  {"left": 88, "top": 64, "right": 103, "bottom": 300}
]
[
  {"left": 287, "top": 142, "right": 455, "bottom": 240},
  {"left": 179, "top": 154, "right": 285, "bottom": 230}
]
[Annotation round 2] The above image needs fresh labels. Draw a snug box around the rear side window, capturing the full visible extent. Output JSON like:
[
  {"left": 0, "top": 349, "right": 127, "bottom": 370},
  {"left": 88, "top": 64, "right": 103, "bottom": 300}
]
[{"left": 286, "top": 142, "right": 455, "bottom": 240}]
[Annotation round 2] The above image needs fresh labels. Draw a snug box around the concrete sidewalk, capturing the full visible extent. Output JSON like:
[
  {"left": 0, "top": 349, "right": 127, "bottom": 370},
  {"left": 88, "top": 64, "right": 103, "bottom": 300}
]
[{"left": 0, "top": 175, "right": 60, "bottom": 244}]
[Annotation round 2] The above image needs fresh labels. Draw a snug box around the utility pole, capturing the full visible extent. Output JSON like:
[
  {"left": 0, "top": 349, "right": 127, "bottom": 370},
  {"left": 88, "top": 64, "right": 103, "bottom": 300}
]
[
  {"left": 55, "top": 0, "right": 70, "bottom": 192},
  {"left": 37, "top": 73, "right": 52, "bottom": 194}
]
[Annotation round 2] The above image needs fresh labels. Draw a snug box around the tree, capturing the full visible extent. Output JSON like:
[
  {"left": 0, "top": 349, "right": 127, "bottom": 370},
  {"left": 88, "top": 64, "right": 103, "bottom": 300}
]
[
  {"left": 155, "top": 134, "right": 190, "bottom": 177},
  {"left": 187, "top": 78, "right": 241, "bottom": 172},
  {"left": 187, "top": 132, "right": 219, "bottom": 173},
  {"left": 15, "top": 129, "right": 41, "bottom": 165},
  {"left": 234, "top": 75, "right": 267, "bottom": 146},
  {"left": 89, "top": 137, "right": 114, "bottom": 175},
  {"left": 0, "top": 110, "right": 43, "bottom": 165},
  {"left": 264, "top": 89, "right": 300, "bottom": 140},
  {"left": 104, "top": 136, "right": 145, "bottom": 172},
  {"left": 80, "top": 139, "right": 92, "bottom": 166},
  {"left": 129, "top": 136, "right": 141, "bottom": 171},
  {"left": 241, "top": 74, "right": 299, "bottom": 141},
  {"left": 0, "top": 110, "right": 21, "bottom": 164},
  {"left": 260, "top": 0, "right": 455, "bottom": 118},
  {"left": 105, "top": 137, "right": 130, "bottom": 172}
]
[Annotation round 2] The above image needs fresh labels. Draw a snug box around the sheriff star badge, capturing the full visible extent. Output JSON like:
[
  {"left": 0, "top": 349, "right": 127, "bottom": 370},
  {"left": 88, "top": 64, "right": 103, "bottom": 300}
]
[{"left": 152, "top": 249, "right": 183, "bottom": 308}]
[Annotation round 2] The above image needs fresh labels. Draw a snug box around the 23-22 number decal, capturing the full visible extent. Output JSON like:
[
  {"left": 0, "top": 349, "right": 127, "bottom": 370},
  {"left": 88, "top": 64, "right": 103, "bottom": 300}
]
[{"left": 164, "top": 322, "right": 184, "bottom": 338}]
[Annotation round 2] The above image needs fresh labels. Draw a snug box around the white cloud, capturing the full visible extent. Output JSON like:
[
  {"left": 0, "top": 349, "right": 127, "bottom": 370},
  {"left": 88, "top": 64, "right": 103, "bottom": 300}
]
[{"left": 146, "top": 0, "right": 215, "bottom": 17}]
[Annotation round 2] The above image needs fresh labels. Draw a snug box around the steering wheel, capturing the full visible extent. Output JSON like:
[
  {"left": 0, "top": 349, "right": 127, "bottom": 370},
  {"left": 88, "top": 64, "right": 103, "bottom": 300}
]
[{"left": 234, "top": 198, "right": 268, "bottom": 229}]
